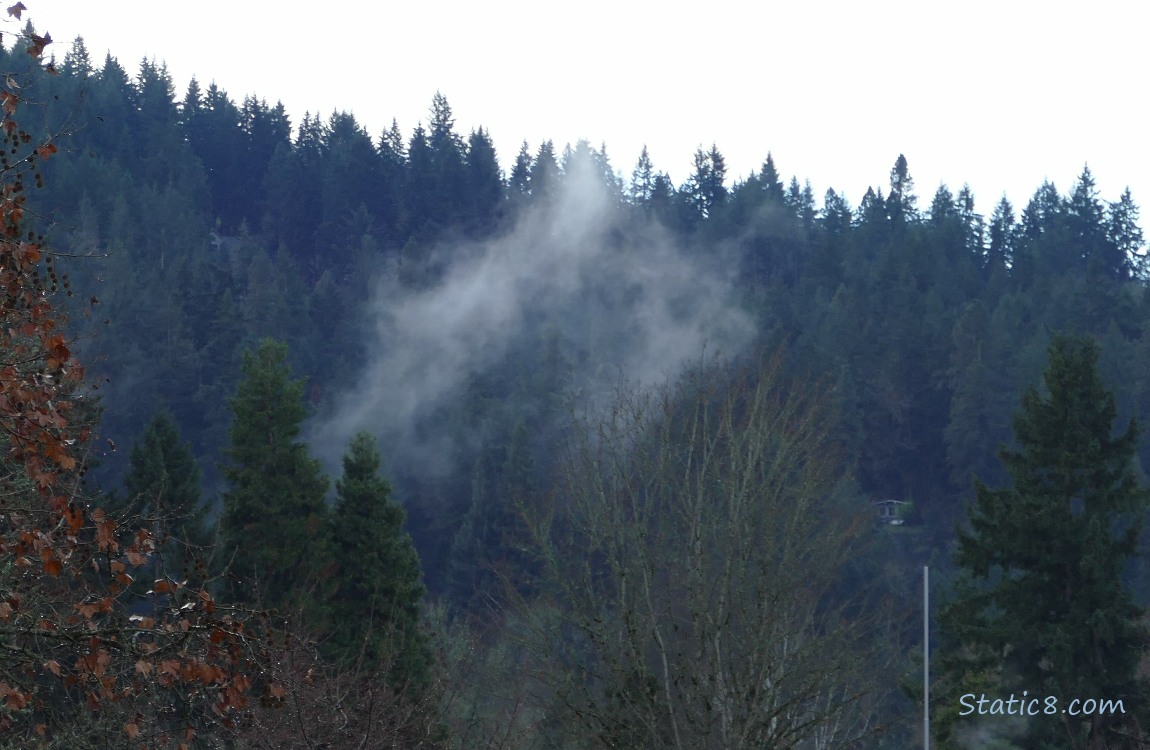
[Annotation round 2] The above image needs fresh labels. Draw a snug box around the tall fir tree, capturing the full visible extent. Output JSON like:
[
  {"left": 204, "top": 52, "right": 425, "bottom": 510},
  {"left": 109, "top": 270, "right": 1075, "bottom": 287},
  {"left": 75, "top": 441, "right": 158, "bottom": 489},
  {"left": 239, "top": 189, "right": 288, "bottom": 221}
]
[
  {"left": 123, "top": 410, "right": 209, "bottom": 583},
  {"left": 937, "top": 334, "right": 1150, "bottom": 749},
  {"left": 509, "top": 139, "right": 532, "bottom": 200},
  {"left": 327, "top": 432, "right": 431, "bottom": 687},
  {"left": 463, "top": 126, "right": 504, "bottom": 234},
  {"left": 760, "top": 152, "right": 786, "bottom": 204},
  {"left": 887, "top": 153, "right": 917, "bottom": 225},
  {"left": 219, "top": 339, "right": 329, "bottom": 610},
  {"left": 427, "top": 91, "right": 468, "bottom": 224},
  {"left": 684, "top": 143, "right": 728, "bottom": 220},
  {"left": 628, "top": 144, "right": 655, "bottom": 207},
  {"left": 529, "top": 139, "right": 559, "bottom": 200},
  {"left": 1108, "top": 187, "right": 1145, "bottom": 280}
]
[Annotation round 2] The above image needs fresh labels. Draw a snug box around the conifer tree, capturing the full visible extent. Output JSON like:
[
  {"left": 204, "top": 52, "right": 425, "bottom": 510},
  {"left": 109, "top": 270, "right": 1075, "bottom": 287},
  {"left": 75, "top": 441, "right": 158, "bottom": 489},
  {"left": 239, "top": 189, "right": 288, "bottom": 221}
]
[
  {"left": 529, "top": 139, "right": 559, "bottom": 199},
  {"left": 509, "top": 139, "right": 531, "bottom": 199},
  {"left": 123, "top": 410, "right": 208, "bottom": 581},
  {"left": 760, "top": 152, "right": 786, "bottom": 203},
  {"left": 628, "top": 144, "right": 655, "bottom": 206},
  {"left": 1108, "top": 187, "right": 1145, "bottom": 280},
  {"left": 685, "top": 143, "right": 728, "bottom": 219},
  {"left": 464, "top": 126, "right": 503, "bottom": 233},
  {"left": 887, "top": 153, "right": 917, "bottom": 224},
  {"left": 219, "top": 339, "right": 329, "bottom": 609},
  {"left": 327, "top": 431, "right": 431, "bottom": 687},
  {"left": 938, "top": 334, "right": 1150, "bottom": 748}
]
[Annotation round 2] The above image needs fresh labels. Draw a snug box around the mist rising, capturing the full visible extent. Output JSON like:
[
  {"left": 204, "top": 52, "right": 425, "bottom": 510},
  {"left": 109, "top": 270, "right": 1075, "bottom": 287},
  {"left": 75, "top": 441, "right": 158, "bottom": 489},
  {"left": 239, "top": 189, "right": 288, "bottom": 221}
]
[{"left": 305, "top": 157, "right": 756, "bottom": 478}]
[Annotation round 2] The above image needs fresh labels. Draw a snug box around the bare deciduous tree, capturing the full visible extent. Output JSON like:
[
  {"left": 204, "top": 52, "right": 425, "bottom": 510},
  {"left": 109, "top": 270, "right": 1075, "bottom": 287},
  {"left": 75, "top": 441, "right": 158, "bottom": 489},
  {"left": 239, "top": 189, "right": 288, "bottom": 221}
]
[{"left": 517, "top": 352, "right": 888, "bottom": 749}]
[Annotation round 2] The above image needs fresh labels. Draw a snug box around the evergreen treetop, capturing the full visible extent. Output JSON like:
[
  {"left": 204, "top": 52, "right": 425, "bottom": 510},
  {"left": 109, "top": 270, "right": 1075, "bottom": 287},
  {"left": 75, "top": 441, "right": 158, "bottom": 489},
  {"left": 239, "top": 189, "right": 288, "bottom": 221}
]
[
  {"left": 939, "top": 333, "right": 1150, "bottom": 748},
  {"left": 220, "top": 339, "right": 329, "bottom": 609},
  {"left": 328, "top": 431, "right": 431, "bottom": 688}
]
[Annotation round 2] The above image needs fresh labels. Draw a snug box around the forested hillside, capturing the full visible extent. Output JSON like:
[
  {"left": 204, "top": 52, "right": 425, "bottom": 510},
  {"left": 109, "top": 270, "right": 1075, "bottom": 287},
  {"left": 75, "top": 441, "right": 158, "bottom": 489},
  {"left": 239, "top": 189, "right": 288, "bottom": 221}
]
[{"left": 3, "top": 20, "right": 1150, "bottom": 747}]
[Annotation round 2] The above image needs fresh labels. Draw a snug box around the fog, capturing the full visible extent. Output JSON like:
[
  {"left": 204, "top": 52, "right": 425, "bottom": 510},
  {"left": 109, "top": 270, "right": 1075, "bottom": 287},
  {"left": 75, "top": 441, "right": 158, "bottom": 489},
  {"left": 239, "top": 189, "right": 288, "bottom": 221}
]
[{"left": 305, "top": 154, "right": 756, "bottom": 480}]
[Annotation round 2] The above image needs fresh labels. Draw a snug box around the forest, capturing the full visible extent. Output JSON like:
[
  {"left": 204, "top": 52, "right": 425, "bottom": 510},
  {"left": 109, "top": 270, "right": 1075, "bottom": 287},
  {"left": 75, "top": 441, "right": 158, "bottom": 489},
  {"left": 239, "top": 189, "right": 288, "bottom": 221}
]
[{"left": 1, "top": 10, "right": 1149, "bottom": 749}]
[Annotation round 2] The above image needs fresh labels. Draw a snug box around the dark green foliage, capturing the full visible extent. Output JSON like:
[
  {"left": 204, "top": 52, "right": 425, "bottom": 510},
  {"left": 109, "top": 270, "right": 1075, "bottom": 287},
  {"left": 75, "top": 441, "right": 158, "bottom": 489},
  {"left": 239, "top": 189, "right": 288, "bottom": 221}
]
[
  {"left": 426, "top": 92, "right": 468, "bottom": 225},
  {"left": 316, "top": 111, "right": 384, "bottom": 261},
  {"left": 786, "top": 176, "right": 817, "bottom": 235},
  {"left": 219, "top": 340, "right": 330, "bottom": 609},
  {"left": 327, "top": 432, "right": 431, "bottom": 687},
  {"left": 122, "top": 410, "right": 209, "bottom": 583},
  {"left": 628, "top": 145, "right": 655, "bottom": 207},
  {"left": 87, "top": 54, "right": 137, "bottom": 159},
  {"left": 986, "top": 196, "right": 1016, "bottom": 279},
  {"left": 943, "top": 300, "right": 1015, "bottom": 491},
  {"left": 760, "top": 152, "right": 786, "bottom": 203},
  {"left": 62, "top": 35, "right": 94, "bottom": 77},
  {"left": 463, "top": 126, "right": 504, "bottom": 234},
  {"left": 938, "top": 334, "right": 1150, "bottom": 748},
  {"left": 23, "top": 40, "right": 1150, "bottom": 744},
  {"left": 887, "top": 153, "right": 917, "bottom": 225},
  {"left": 684, "top": 143, "right": 728, "bottom": 220},
  {"left": 529, "top": 139, "right": 559, "bottom": 200},
  {"left": 508, "top": 139, "right": 531, "bottom": 200},
  {"left": 448, "top": 417, "right": 537, "bottom": 607},
  {"left": 404, "top": 122, "right": 438, "bottom": 237},
  {"left": 261, "top": 114, "right": 322, "bottom": 267},
  {"left": 1109, "top": 187, "right": 1145, "bottom": 279},
  {"left": 184, "top": 82, "right": 249, "bottom": 229},
  {"left": 240, "top": 96, "right": 292, "bottom": 231}
]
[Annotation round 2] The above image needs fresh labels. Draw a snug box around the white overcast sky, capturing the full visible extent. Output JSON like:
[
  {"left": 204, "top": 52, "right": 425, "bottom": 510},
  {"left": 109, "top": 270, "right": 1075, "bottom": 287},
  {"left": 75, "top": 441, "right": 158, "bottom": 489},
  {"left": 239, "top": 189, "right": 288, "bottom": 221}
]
[{"left": 19, "top": 1, "right": 1150, "bottom": 218}]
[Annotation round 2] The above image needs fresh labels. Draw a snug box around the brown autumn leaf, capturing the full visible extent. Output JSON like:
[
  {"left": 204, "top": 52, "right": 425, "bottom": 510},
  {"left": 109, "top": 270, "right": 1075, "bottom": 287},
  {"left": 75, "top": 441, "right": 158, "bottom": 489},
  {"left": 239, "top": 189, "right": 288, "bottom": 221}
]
[
  {"left": 64, "top": 503, "right": 84, "bottom": 532},
  {"left": 25, "top": 31, "right": 51, "bottom": 58},
  {"left": 129, "top": 614, "right": 155, "bottom": 629},
  {"left": 35, "top": 142, "right": 55, "bottom": 160},
  {"left": 124, "top": 722, "right": 140, "bottom": 739},
  {"left": 0, "top": 601, "right": 12, "bottom": 620},
  {"left": 135, "top": 660, "right": 152, "bottom": 676},
  {"left": 5, "top": 688, "right": 29, "bottom": 710},
  {"left": 43, "top": 558, "right": 61, "bottom": 576},
  {"left": 198, "top": 663, "right": 220, "bottom": 684},
  {"left": 43, "top": 659, "right": 61, "bottom": 676},
  {"left": 1, "top": 90, "right": 17, "bottom": 116},
  {"left": 17, "top": 241, "right": 39, "bottom": 264},
  {"left": 96, "top": 518, "right": 117, "bottom": 551}
]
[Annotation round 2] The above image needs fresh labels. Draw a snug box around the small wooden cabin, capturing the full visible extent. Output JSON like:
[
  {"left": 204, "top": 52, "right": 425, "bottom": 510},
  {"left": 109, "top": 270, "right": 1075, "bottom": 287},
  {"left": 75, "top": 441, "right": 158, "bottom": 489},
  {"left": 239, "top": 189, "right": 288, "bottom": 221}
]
[{"left": 873, "top": 498, "right": 909, "bottom": 525}]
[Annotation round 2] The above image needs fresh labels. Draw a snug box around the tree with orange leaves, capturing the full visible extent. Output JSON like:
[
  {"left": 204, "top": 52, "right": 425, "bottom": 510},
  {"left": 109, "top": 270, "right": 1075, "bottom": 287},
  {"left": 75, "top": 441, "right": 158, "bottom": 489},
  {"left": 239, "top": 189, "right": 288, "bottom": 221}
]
[{"left": 0, "top": 7, "right": 272, "bottom": 746}]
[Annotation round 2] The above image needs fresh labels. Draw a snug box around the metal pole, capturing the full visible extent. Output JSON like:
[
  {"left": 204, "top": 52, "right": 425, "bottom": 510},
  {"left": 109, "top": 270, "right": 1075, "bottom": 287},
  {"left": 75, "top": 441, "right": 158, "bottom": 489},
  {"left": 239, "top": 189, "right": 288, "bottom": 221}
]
[{"left": 924, "top": 565, "right": 930, "bottom": 750}]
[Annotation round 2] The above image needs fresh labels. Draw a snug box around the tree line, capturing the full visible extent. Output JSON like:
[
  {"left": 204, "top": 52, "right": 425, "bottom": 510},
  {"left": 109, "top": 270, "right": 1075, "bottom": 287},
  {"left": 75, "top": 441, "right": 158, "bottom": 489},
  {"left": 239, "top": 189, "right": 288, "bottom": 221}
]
[{"left": 2, "top": 12, "right": 1150, "bottom": 746}]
